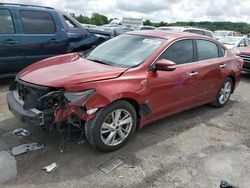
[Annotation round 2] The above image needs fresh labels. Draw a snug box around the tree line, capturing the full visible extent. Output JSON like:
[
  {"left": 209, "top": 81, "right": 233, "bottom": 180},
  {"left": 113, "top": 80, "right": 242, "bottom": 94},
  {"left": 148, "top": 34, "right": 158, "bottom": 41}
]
[{"left": 71, "top": 13, "right": 250, "bottom": 34}]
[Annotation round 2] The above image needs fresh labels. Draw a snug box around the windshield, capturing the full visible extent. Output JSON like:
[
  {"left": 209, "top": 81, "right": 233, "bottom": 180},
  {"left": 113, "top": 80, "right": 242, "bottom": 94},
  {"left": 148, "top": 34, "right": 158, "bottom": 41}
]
[
  {"left": 220, "top": 37, "right": 241, "bottom": 45},
  {"left": 86, "top": 35, "right": 166, "bottom": 68},
  {"left": 213, "top": 31, "right": 228, "bottom": 37}
]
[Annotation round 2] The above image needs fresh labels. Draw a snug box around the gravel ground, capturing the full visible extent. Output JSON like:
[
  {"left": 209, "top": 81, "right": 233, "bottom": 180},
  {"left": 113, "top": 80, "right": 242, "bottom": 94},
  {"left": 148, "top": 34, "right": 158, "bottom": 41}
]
[{"left": 0, "top": 73, "right": 250, "bottom": 188}]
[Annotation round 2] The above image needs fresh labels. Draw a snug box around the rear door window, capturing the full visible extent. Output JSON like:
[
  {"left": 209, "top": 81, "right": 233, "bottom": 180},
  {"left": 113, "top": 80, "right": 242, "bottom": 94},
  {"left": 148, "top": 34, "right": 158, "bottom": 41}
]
[
  {"left": 0, "top": 9, "right": 15, "bottom": 34},
  {"left": 20, "top": 10, "right": 56, "bottom": 34},
  {"left": 196, "top": 39, "right": 219, "bottom": 61},
  {"left": 158, "top": 39, "right": 194, "bottom": 65}
]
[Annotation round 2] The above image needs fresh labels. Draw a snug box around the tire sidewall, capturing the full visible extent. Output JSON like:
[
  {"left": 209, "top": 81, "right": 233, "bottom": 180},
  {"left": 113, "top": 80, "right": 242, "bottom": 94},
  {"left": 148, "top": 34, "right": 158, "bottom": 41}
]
[
  {"left": 91, "top": 101, "right": 137, "bottom": 151},
  {"left": 216, "top": 77, "right": 233, "bottom": 107}
]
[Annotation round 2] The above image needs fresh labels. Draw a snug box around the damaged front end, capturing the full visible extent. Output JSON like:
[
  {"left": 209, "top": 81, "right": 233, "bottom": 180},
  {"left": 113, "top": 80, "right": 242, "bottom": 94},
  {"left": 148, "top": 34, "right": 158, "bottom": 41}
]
[{"left": 7, "top": 78, "right": 96, "bottom": 131}]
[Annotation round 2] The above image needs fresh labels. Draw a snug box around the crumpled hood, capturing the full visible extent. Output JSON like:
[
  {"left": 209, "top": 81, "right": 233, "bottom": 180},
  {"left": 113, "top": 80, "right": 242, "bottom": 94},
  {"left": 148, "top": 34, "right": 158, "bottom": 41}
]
[{"left": 19, "top": 53, "right": 127, "bottom": 88}]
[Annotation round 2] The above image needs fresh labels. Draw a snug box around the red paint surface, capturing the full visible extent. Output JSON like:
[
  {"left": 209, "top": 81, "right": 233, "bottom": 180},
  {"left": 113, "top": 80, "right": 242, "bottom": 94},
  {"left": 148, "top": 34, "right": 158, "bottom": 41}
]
[{"left": 18, "top": 31, "right": 243, "bottom": 127}]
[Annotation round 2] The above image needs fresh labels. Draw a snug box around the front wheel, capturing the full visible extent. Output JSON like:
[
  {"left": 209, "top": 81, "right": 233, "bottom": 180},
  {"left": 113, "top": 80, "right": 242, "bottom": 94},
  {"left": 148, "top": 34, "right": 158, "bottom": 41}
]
[
  {"left": 211, "top": 77, "right": 233, "bottom": 108},
  {"left": 85, "top": 100, "right": 137, "bottom": 152}
]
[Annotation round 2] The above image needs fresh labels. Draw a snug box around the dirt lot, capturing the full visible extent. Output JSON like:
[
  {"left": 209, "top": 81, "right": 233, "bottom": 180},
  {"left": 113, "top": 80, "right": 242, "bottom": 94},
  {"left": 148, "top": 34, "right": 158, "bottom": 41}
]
[{"left": 0, "top": 74, "right": 250, "bottom": 188}]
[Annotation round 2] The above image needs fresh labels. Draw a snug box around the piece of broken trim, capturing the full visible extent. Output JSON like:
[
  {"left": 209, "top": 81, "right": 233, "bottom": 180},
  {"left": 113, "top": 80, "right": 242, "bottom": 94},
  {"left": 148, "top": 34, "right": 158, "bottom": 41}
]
[
  {"left": 11, "top": 143, "right": 44, "bottom": 156},
  {"left": 13, "top": 128, "right": 30, "bottom": 137},
  {"left": 43, "top": 162, "right": 57, "bottom": 173}
]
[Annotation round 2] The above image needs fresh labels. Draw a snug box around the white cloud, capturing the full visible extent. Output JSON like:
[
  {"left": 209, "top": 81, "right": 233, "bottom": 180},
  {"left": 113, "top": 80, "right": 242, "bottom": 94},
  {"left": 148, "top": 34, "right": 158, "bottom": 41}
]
[{"left": 1, "top": 0, "right": 250, "bottom": 23}]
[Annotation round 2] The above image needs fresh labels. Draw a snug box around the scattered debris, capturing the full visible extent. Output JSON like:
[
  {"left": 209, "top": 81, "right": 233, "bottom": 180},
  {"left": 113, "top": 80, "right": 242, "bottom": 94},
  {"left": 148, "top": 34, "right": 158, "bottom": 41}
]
[
  {"left": 43, "top": 162, "right": 57, "bottom": 173},
  {"left": 11, "top": 143, "right": 44, "bottom": 156},
  {"left": 98, "top": 156, "right": 124, "bottom": 174},
  {"left": 127, "top": 165, "right": 136, "bottom": 169},
  {"left": 77, "top": 140, "right": 86, "bottom": 145},
  {"left": 12, "top": 128, "right": 30, "bottom": 137},
  {"left": 220, "top": 180, "right": 238, "bottom": 188}
]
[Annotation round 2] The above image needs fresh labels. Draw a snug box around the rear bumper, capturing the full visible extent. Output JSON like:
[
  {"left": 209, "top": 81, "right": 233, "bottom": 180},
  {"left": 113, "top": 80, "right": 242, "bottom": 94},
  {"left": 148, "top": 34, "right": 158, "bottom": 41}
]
[{"left": 7, "top": 91, "right": 44, "bottom": 126}]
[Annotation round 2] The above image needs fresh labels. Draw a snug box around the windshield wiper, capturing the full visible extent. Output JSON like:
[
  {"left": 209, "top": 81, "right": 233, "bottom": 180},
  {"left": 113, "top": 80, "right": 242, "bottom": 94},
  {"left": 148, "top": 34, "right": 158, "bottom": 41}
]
[{"left": 87, "top": 58, "right": 110, "bottom": 66}]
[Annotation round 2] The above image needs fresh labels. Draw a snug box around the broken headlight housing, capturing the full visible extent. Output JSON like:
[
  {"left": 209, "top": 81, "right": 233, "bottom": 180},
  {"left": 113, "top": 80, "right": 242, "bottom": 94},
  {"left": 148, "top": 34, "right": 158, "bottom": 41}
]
[{"left": 64, "top": 89, "right": 95, "bottom": 105}]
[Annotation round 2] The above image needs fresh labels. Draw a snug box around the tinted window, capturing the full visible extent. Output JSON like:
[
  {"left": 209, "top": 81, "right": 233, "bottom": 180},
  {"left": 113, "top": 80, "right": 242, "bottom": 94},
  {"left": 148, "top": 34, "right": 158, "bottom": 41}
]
[
  {"left": 20, "top": 11, "right": 56, "bottom": 34},
  {"left": 245, "top": 39, "right": 249, "bottom": 46},
  {"left": 239, "top": 39, "right": 245, "bottom": 47},
  {"left": 0, "top": 9, "right": 14, "bottom": 34},
  {"left": 196, "top": 40, "right": 219, "bottom": 61},
  {"left": 218, "top": 46, "right": 226, "bottom": 57},
  {"left": 63, "top": 16, "right": 80, "bottom": 30},
  {"left": 228, "top": 32, "right": 233, "bottom": 36},
  {"left": 204, "top": 31, "right": 213, "bottom": 38},
  {"left": 158, "top": 39, "right": 194, "bottom": 65},
  {"left": 190, "top": 30, "right": 204, "bottom": 35}
]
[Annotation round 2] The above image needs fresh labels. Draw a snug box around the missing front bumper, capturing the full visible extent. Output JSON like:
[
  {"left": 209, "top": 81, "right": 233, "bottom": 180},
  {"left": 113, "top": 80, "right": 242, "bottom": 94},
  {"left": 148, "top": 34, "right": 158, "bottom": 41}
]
[{"left": 7, "top": 91, "right": 46, "bottom": 126}]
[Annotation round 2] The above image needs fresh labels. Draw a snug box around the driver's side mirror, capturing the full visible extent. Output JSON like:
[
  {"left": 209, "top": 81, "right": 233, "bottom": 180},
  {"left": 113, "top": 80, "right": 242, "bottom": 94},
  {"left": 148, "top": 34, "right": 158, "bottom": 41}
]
[{"left": 154, "top": 59, "right": 176, "bottom": 71}]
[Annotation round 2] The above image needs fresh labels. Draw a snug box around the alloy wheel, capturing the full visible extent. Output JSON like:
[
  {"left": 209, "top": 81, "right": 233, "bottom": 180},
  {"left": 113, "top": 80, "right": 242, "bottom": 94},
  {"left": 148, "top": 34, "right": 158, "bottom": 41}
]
[
  {"left": 219, "top": 81, "right": 232, "bottom": 104},
  {"left": 100, "top": 109, "right": 133, "bottom": 146}
]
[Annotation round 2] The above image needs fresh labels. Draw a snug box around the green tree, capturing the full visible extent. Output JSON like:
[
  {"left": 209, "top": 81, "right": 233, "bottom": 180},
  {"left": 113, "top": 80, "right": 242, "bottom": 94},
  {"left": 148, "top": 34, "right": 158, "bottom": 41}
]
[
  {"left": 91, "top": 13, "right": 108, "bottom": 25},
  {"left": 143, "top": 19, "right": 152, "bottom": 26}
]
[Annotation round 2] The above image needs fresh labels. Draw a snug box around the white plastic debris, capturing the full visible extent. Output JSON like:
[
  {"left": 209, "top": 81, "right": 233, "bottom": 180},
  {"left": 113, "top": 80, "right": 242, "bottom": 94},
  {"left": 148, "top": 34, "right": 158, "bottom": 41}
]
[
  {"left": 43, "top": 162, "right": 57, "bottom": 173},
  {"left": 11, "top": 143, "right": 44, "bottom": 156},
  {"left": 12, "top": 128, "right": 30, "bottom": 137}
]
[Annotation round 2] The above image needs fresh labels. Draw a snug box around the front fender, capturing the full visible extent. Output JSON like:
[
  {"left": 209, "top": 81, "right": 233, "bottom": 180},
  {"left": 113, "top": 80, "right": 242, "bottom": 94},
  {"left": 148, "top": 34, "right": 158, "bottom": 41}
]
[{"left": 85, "top": 92, "right": 143, "bottom": 110}]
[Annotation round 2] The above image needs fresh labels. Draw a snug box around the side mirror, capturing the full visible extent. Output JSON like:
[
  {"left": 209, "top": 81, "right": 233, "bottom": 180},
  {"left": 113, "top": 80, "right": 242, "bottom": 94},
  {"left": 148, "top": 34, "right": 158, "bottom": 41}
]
[{"left": 155, "top": 59, "right": 176, "bottom": 71}]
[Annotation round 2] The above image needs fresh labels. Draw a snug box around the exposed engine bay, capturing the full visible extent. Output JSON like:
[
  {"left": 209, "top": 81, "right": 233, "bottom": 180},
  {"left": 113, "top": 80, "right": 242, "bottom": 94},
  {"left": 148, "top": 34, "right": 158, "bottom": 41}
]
[{"left": 9, "top": 78, "right": 94, "bottom": 134}]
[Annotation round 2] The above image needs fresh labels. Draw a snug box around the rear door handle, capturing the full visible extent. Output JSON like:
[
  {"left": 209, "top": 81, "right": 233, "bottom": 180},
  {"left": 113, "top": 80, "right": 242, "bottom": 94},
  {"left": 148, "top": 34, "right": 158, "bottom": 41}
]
[
  {"left": 3, "top": 39, "right": 18, "bottom": 44},
  {"left": 219, "top": 64, "right": 227, "bottom": 68},
  {"left": 188, "top": 71, "right": 198, "bottom": 77}
]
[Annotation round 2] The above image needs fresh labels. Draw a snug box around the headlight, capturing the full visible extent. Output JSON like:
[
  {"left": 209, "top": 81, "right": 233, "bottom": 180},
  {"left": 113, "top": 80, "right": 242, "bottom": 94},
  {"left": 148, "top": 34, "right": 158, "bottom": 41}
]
[{"left": 64, "top": 89, "right": 95, "bottom": 104}]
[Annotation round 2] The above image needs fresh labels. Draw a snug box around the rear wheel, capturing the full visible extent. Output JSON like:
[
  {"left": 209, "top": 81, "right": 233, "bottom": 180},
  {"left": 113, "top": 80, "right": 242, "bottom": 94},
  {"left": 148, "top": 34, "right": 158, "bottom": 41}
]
[
  {"left": 85, "top": 100, "right": 137, "bottom": 152},
  {"left": 211, "top": 77, "right": 233, "bottom": 108}
]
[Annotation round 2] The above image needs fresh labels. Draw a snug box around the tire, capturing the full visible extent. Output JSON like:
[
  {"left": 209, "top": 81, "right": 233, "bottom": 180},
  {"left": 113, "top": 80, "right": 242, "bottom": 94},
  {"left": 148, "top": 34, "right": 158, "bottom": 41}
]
[
  {"left": 85, "top": 100, "right": 137, "bottom": 152},
  {"left": 210, "top": 77, "right": 233, "bottom": 108}
]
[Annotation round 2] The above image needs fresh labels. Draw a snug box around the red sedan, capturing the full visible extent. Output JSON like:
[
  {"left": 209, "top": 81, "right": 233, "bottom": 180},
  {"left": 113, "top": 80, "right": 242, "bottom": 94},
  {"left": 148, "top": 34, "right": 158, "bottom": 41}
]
[{"left": 7, "top": 31, "right": 243, "bottom": 151}]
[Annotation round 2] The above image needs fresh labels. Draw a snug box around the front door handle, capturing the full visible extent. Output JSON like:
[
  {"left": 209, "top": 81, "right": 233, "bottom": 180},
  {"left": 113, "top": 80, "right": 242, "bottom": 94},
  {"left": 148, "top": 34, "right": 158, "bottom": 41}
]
[
  {"left": 3, "top": 39, "right": 18, "bottom": 44},
  {"left": 188, "top": 71, "right": 198, "bottom": 77},
  {"left": 219, "top": 64, "right": 227, "bottom": 68}
]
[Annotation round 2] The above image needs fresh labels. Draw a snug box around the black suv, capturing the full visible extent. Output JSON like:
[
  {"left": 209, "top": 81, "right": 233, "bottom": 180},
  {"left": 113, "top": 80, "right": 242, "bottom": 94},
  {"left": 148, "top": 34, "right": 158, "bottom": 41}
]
[{"left": 0, "top": 3, "right": 111, "bottom": 78}]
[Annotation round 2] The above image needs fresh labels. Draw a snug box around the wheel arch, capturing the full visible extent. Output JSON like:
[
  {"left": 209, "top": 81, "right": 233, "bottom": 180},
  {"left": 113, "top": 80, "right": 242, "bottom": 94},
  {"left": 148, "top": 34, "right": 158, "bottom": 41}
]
[
  {"left": 85, "top": 92, "right": 147, "bottom": 128},
  {"left": 228, "top": 74, "right": 236, "bottom": 93}
]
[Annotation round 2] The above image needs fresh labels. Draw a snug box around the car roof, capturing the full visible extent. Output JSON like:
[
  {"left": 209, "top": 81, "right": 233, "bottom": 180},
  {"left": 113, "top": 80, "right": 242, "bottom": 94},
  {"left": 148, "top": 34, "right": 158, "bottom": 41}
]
[
  {"left": 224, "top": 36, "right": 244, "bottom": 39},
  {"left": 0, "top": 3, "right": 54, "bottom": 10},
  {"left": 127, "top": 30, "right": 212, "bottom": 40},
  {"left": 214, "top": 30, "right": 234, "bottom": 32},
  {"left": 157, "top": 26, "right": 211, "bottom": 32},
  {"left": 141, "top": 25, "right": 156, "bottom": 28}
]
